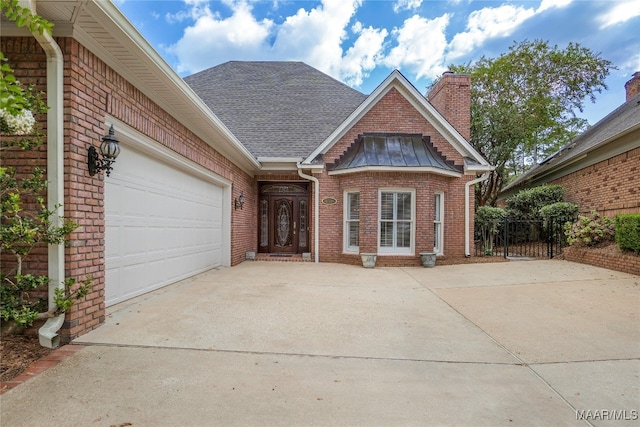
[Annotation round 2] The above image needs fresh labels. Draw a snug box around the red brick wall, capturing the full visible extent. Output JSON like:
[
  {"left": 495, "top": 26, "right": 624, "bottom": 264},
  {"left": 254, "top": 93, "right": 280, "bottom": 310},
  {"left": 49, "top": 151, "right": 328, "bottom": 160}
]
[
  {"left": 426, "top": 72, "right": 471, "bottom": 141},
  {"left": 317, "top": 88, "right": 473, "bottom": 266},
  {"left": 563, "top": 247, "right": 640, "bottom": 276},
  {"left": 551, "top": 146, "right": 640, "bottom": 217},
  {"left": 2, "top": 37, "right": 256, "bottom": 342},
  {"left": 0, "top": 38, "right": 49, "bottom": 282}
]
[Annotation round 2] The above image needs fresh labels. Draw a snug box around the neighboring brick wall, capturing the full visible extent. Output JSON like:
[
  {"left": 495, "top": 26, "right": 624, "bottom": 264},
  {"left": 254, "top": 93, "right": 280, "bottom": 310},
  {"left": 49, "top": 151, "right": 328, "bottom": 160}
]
[
  {"left": 2, "top": 37, "right": 255, "bottom": 342},
  {"left": 551, "top": 146, "right": 640, "bottom": 217},
  {"left": 563, "top": 247, "right": 640, "bottom": 276}
]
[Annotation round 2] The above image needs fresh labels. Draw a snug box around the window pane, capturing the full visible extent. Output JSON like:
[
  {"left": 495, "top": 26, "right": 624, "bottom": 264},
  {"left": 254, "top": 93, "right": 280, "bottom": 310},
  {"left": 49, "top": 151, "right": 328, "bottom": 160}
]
[
  {"left": 380, "top": 193, "right": 394, "bottom": 220},
  {"left": 434, "top": 194, "right": 441, "bottom": 221},
  {"left": 396, "top": 193, "right": 412, "bottom": 220},
  {"left": 396, "top": 222, "right": 411, "bottom": 247},
  {"left": 348, "top": 193, "right": 359, "bottom": 220},
  {"left": 348, "top": 222, "right": 359, "bottom": 246},
  {"left": 380, "top": 221, "right": 393, "bottom": 247}
]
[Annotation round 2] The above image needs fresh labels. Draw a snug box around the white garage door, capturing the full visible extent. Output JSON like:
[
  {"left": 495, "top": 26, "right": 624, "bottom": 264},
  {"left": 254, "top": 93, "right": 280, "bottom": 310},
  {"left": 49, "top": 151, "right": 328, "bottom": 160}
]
[{"left": 105, "top": 142, "right": 227, "bottom": 306}]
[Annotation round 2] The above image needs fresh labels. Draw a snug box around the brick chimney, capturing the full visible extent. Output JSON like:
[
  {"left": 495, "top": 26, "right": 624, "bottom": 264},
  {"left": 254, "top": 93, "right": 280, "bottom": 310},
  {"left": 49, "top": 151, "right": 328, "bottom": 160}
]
[
  {"left": 625, "top": 71, "right": 640, "bottom": 101},
  {"left": 426, "top": 71, "right": 471, "bottom": 140}
]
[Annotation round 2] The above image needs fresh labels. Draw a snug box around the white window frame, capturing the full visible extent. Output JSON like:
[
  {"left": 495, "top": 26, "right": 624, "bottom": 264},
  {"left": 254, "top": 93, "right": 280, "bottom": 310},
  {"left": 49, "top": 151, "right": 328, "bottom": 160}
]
[
  {"left": 434, "top": 192, "right": 444, "bottom": 255},
  {"left": 378, "top": 189, "right": 415, "bottom": 255},
  {"left": 344, "top": 191, "right": 360, "bottom": 253}
]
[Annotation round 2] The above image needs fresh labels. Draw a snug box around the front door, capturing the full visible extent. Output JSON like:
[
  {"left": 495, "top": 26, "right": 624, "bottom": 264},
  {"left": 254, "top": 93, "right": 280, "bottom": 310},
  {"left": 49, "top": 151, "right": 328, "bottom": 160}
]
[{"left": 258, "top": 183, "right": 309, "bottom": 254}]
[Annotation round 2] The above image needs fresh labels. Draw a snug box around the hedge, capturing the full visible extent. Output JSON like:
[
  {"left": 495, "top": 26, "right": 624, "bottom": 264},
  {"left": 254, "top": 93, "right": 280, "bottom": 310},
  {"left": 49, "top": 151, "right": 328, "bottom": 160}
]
[{"left": 615, "top": 214, "right": 640, "bottom": 254}]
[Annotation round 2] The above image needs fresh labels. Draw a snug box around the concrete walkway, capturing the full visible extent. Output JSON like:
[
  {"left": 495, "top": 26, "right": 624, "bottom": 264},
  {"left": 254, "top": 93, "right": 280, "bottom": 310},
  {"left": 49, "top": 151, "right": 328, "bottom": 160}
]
[{"left": 1, "top": 260, "right": 638, "bottom": 426}]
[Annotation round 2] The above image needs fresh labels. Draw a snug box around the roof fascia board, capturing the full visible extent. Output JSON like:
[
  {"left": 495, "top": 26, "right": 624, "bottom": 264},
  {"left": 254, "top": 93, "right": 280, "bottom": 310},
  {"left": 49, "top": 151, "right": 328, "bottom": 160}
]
[
  {"left": 74, "top": 1, "right": 260, "bottom": 174},
  {"left": 530, "top": 131, "right": 639, "bottom": 183},
  {"left": 257, "top": 157, "right": 304, "bottom": 163},
  {"left": 303, "top": 70, "right": 490, "bottom": 169},
  {"left": 328, "top": 166, "right": 463, "bottom": 178}
]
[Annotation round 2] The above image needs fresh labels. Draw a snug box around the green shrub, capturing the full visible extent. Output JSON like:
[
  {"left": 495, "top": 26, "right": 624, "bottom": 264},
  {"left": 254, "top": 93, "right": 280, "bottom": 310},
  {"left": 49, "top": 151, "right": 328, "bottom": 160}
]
[
  {"left": 506, "top": 185, "right": 565, "bottom": 220},
  {"left": 475, "top": 206, "right": 507, "bottom": 255},
  {"left": 615, "top": 214, "right": 640, "bottom": 254},
  {"left": 564, "top": 211, "right": 615, "bottom": 247},
  {"left": 539, "top": 202, "right": 579, "bottom": 225}
]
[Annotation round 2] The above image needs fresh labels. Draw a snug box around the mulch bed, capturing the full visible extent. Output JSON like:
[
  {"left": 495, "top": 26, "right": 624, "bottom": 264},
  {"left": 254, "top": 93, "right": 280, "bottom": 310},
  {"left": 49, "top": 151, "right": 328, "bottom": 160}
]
[{"left": 1, "top": 333, "right": 53, "bottom": 382}]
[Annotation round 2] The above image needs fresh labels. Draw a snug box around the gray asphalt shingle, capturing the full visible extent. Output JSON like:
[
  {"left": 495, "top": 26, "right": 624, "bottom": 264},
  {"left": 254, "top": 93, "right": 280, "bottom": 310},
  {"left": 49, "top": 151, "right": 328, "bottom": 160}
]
[{"left": 184, "top": 61, "right": 368, "bottom": 159}]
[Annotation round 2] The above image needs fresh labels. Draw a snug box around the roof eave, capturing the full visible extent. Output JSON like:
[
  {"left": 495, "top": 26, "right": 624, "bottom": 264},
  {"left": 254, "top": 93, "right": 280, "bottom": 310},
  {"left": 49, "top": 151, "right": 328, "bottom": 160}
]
[
  {"left": 327, "top": 166, "right": 463, "bottom": 177},
  {"left": 258, "top": 157, "right": 304, "bottom": 171},
  {"left": 500, "top": 121, "right": 640, "bottom": 198}
]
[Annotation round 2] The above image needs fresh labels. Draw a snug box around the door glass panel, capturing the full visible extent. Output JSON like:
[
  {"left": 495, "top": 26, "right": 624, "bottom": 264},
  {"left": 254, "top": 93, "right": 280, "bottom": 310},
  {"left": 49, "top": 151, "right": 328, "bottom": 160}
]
[
  {"left": 299, "top": 200, "right": 307, "bottom": 248},
  {"left": 275, "top": 199, "right": 292, "bottom": 248},
  {"left": 260, "top": 199, "right": 268, "bottom": 247}
]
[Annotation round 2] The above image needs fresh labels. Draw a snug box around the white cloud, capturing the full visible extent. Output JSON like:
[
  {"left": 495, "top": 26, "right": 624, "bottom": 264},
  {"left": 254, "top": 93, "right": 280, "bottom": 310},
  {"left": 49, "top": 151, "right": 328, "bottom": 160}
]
[
  {"left": 447, "top": 4, "right": 535, "bottom": 60},
  {"left": 393, "top": 0, "right": 423, "bottom": 13},
  {"left": 623, "top": 52, "right": 640, "bottom": 74},
  {"left": 271, "top": 0, "right": 362, "bottom": 78},
  {"left": 537, "top": 0, "right": 573, "bottom": 13},
  {"left": 383, "top": 14, "right": 451, "bottom": 80},
  {"left": 167, "top": 0, "right": 383, "bottom": 85},
  {"left": 167, "top": 1, "right": 274, "bottom": 74},
  {"left": 341, "top": 23, "right": 388, "bottom": 86},
  {"left": 598, "top": 0, "right": 640, "bottom": 29}
]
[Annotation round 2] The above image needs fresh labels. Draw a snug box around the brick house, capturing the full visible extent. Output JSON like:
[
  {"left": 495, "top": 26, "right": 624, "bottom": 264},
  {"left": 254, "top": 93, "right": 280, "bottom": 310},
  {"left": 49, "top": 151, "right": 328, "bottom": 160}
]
[
  {"left": 1, "top": 0, "right": 491, "bottom": 346},
  {"left": 499, "top": 73, "right": 640, "bottom": 217}
]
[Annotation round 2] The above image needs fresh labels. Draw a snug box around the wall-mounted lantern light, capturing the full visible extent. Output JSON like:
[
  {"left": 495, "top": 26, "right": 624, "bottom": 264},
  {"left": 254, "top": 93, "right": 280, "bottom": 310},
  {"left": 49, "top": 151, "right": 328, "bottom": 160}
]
[
  {"left": 234, "top": 192, "right": 245, "bottom": 210},
  {"left": 88, "top": 125, "right": 120, "bottom": 177}
]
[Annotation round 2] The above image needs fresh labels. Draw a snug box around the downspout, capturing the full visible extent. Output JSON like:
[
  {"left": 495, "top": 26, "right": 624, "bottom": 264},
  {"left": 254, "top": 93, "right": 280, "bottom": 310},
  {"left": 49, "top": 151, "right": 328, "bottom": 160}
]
[
  {"left": 465, "top": 173, "right": 489, "bottom": 257},
  {"left": 21, "top": 0, "right": 66, "bottom": 347},
  {"left": 297, "top": 166, "right": 320, "bottom": 263}
]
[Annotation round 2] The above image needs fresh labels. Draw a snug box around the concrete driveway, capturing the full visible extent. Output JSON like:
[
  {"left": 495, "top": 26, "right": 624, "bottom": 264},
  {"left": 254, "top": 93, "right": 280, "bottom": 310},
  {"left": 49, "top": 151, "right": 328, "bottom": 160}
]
[{"left": 1, "top": 260, "right": 638, "bottom": 426}]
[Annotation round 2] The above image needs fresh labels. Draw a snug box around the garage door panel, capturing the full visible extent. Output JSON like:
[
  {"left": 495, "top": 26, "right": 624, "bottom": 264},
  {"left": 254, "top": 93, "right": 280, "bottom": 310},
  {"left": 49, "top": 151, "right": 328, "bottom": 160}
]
[{"left": 105, "top": 144, "right": 225, "bottom": 306}]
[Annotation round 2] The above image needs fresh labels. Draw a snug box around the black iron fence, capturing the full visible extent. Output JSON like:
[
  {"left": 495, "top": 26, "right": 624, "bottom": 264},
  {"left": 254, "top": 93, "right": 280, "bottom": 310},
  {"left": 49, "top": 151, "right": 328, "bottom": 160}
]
[{"left": 474, "top": 218, "right": 570, "bottom": 259}]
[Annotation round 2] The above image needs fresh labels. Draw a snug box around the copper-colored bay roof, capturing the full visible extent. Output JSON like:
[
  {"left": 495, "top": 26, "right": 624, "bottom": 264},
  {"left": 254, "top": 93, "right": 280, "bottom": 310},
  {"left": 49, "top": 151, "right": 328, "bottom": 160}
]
[
  {"left": 184, "top": 61, "right": 367, "bottom": 159},
  {"left": 327, "top": 133, "right": 463, "bottom": 174}
]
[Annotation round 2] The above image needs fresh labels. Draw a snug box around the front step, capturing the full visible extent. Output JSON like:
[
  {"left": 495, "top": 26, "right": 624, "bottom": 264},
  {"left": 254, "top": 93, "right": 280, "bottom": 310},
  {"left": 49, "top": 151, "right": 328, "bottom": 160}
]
[{"left": 254, "top": 253, "right": 312, "bottom": 262}]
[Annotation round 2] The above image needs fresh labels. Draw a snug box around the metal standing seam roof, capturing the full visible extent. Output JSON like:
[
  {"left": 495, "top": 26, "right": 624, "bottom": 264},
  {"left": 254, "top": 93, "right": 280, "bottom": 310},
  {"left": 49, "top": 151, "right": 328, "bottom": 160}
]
[
  {"left": 327, "top": 133, "right": 463, "bottom": 174},
  {"left": 184, "top": 61, "right": 368, "bottom": 159}
]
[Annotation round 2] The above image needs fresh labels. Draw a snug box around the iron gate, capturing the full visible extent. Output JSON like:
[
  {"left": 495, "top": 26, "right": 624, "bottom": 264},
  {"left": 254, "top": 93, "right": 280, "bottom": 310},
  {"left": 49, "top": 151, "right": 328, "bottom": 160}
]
[{"left": 474, "top": 218, "right": 570, "bottom": 258}]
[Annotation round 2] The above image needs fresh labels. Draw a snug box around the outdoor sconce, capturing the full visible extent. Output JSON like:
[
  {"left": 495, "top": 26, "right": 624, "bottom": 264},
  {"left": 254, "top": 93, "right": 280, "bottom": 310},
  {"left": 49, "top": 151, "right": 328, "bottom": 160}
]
[
  {"left": 88, "top": 125, "right": 120, "bottom": 177},
  {"left": 234, "top": 192, "right": 245, "bottom": 210}
]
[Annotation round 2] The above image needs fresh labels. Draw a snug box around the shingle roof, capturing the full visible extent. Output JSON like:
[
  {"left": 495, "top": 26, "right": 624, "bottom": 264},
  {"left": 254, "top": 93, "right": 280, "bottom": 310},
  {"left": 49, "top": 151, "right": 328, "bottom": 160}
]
[
  {"left": 184, "top": 61, "right": 368, "bottom": 159},
  {"left": 502, "top": 92, "right": 640, "bottom": 193},
  {"left": 327, "top": 133, "right": 462, "bottom": 174}
]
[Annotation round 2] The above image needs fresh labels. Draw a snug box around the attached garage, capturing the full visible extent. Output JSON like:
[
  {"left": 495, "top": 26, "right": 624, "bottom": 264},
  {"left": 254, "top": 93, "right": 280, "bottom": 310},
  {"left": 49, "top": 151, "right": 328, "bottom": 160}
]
[{"left": 104, "top": 125, "right": 231, "bottom": 306}]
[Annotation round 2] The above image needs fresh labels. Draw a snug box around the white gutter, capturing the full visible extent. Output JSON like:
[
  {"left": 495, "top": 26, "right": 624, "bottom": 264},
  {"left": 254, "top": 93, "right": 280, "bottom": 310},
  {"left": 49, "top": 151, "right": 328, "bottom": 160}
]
[
  {"left": 465, "top": 172, "right": 490, "bottom": 257},
  {"left": 20, "top": 0, "right": 65, "bottom": 348},
  {"left": 297, "top": 166, "right": 320, "bottom": 263}
]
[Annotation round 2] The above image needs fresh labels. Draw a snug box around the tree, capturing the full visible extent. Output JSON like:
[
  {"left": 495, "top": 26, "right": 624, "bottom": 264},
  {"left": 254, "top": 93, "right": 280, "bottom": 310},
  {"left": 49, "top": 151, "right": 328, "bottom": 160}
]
[
  {"left": 1, "top": 0, "right": 91, "bottom": 332},
  {"left": 450, "top": 39, "right": 613, "bottom": 206}
]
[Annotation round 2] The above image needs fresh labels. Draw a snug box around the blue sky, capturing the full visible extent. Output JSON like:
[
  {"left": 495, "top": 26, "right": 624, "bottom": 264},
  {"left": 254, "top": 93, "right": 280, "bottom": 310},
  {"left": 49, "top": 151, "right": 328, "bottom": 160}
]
[{"left": 115, "top": 0, "right": 640, "bottom": 125}]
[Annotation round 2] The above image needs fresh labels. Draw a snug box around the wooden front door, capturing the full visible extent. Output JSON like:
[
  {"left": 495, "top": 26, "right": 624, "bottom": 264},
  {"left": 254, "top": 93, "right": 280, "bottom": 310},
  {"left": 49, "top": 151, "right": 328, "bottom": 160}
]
[{"left": 258, "top": 183, "right": 309, "bottom": 254}]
